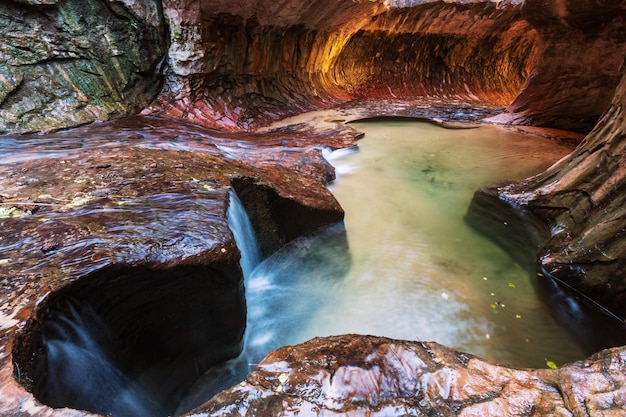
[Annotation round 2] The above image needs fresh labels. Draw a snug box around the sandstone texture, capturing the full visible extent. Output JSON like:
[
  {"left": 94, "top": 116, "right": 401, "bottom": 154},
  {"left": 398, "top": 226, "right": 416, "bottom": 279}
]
[
  {"left": 189, "top": 335, "right": 626, "bottom": 417},
  {"left": 0, "top": 0, "right": 166, "bottom": 133},
  {"left": 503, "top": 0, "right": 626, "bottom": 132},
  {"left": 149, "top": 0, "right": 539, "bottom": 130},
  {"left": 471, "top": 69, "right": 626, "bottom": 321},
  {"left": 0, "top": 116, "right": 346, "bottom": 416},
  {"left": 0, "top": 0, "right": 626, "bottom": 416}
]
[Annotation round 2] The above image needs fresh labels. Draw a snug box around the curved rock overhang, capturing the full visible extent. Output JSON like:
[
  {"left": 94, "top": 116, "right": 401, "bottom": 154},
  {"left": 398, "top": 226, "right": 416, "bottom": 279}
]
[
  {"left": 0, "top": 0, "right": 626, "bottom": 416},
  {"left": 0, "top": 117, "right": 345, "bottom": 416},
  {"left": 470, "top": 68, "right": 626, "bottom": 320},
  {"left": 149, "top": 0, "right": 540, "bottom": 130}
]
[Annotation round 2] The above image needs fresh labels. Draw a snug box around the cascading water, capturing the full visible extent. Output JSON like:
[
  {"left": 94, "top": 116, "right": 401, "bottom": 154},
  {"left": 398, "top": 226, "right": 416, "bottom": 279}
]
[
  {"left": 226, "top": 189, "right": 262, "bottom": 279},
  {"left": 176, "top": 222, "right": 351, "bottom": 414},
  {"left": 35, "top": 299, "right": 165, "bottom": 417},
  {"left": 175, "top": 189, "right": 264, "bottom": 414}
]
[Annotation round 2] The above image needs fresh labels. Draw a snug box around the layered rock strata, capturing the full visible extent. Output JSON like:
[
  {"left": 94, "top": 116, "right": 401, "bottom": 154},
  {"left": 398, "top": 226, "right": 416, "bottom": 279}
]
[
  {"left": 189, "top": 335, "right": 626, "bottom": 417},
  {"left": 0, "top": 0, "right": 166, "bottom": 133},
  {"left": 150, "top": 0, "right": 539, "bottom": 130},
  {"left": 0, "top": 0, "right": 625, "bottom": 416},
  {"left": 0, "top": 116, "right": 346, "bottom": 416},
  {"left": 470, "top": 69, "right": 626, "bottom": 320}
]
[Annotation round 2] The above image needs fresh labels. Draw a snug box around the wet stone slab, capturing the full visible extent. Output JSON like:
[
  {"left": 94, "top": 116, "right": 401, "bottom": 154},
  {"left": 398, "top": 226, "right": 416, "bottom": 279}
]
[{"left": 0, "top": 115, "right": 348, "bottom": 416}]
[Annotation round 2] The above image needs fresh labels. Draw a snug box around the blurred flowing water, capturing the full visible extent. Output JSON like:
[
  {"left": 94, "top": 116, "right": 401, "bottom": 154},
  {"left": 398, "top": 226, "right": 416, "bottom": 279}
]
[{"left": 227, "top": 189, "right": 262, "bottom": 278}]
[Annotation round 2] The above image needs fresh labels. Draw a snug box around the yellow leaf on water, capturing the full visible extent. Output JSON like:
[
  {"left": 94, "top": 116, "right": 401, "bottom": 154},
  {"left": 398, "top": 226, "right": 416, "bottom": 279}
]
[{"left": 546, "top": 360, "right": 558, "bottom": 369}]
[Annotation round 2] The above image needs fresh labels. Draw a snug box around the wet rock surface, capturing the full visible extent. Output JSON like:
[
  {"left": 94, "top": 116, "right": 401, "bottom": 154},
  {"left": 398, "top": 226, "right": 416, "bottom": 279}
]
[
  {"left": 188, "top": 334, "right": 626, "bottom": 417},
  {"left": 0, "top": 0, "right": 626, "bottom": 415},
  {"left": 502, "top": 0, "right": 626, "bottom": 132},
  {"left": 148, "top": 0, "right": 538, "bottom": 131},
  {"left": 0, "top": 0, "right": 166, "bottom": 133},
  {"left": 0, "top": 115, "right": 347, "bottom": 416},
  {"left": 470, "top": 70, "right": 626, "bottom": 321}
]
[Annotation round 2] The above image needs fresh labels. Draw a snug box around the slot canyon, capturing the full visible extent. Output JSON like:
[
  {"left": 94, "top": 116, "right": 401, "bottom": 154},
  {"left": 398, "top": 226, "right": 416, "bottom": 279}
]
[{"left": 0, "top": 0, "right": 626, "bottom": 416}]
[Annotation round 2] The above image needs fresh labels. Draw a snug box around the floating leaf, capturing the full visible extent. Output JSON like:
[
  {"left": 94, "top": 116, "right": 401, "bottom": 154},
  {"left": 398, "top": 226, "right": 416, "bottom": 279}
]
[
  {"left": 515, "top": 314, "right": 522, "bottom": 319},
  {"left": 537, "top": 272, "right": 545, "bottom": 277},
  {"left": 508, "top": 282, "right": 516, "bottom": 288},
  {"left": 0, "top": 207, "right": 16, "bottom": 219},
  {"left": 546, "top": 360, "right": 558, "bottom": 369},
  {"left": 0, "top": 206, "right": 27, "bottom": 219},
  {"left": 37, "top": 194, "right": 53, "bottom": 200},
  {"left": 203, "top": 184, "right": 215, "bottom": 191}
]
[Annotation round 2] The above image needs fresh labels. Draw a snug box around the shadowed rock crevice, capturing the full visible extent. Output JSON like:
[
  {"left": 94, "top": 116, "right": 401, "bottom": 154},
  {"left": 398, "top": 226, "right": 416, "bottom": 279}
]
[
  {"left": 503, "top": 0, "right": 626, "bottom": 132},
  {"left": 469, "top": 69, "right": 626, "bottom": 321},
  {"left": 12, "top": 264, "right": 246, "bottom": 417},
  {"left": 231, "top": 177, "right": 345, "bottom": 258}
]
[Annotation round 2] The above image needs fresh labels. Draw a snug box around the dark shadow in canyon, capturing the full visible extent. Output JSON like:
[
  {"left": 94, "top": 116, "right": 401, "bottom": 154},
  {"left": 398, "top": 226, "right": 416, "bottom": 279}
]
[{"left": 12, "top": 264, "right": 246, "bottom": 417}]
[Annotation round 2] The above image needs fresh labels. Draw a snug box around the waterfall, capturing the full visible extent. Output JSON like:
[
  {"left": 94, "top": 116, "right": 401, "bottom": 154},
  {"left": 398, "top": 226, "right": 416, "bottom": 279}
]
[
  {"left": 227, "top": 189, "right": 262, "bottom": 278},
  {"left": 37, "top": 300, "right": 165, "bottom": 417}
]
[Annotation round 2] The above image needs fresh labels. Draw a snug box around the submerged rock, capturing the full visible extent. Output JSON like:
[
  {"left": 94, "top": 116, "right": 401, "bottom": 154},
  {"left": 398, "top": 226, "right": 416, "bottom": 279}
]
[{"left": 469, "top": 69, "right": 626, "bottom": 321}]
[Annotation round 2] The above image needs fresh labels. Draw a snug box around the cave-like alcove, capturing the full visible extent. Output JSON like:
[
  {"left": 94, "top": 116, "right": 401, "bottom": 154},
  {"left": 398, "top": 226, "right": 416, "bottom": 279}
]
[{"left": 12, "top": 264, "right": 245, "bottom": 417}]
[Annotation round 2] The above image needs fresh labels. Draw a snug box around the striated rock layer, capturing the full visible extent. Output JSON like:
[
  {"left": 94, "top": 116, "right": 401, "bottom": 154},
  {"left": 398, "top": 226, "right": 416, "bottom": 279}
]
[
  {"left": 149, "top": 0, "right": 539, "bottom": 130},
  {"left": 0, "top": 116, "right": 347, "bottom": 416},
  {"left": 0, "top": 0, "right": 167, "bottom": 133},
  {"left": 189, "top": 334, "right": 626, "bottom": 417},
  {"left": 1, "top": 0, "right": 626, "bottom": 416},
  {"left": 470, "top": 68, "right": 626, "bottom": 320}
]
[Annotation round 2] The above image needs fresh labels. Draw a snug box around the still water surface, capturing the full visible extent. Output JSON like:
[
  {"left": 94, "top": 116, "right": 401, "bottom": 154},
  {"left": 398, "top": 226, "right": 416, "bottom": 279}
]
[{"left": 248, "top": 120, "right": 582, "bottom": 368}]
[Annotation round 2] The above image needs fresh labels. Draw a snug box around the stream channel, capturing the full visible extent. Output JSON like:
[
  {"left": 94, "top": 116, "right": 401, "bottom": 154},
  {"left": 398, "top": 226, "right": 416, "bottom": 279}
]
[{"left": 179, "top": 119, "right": 618, "bottom": 412}]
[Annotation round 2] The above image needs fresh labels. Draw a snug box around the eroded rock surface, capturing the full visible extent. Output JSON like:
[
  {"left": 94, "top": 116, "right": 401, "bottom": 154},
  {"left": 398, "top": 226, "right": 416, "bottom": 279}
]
[
  {"left": 502, "top": 0, "right": 626, "bottom": 132},
  {"left": 1, "top": 0, "right": 626, "bottom": 416},
  {"left": 188, "top": 335, "right": 626, "bottom": 417},
  {"left": 0, "top": 0, "right": 166, "bottom": 133},
  {"left": 0, "top": 116, "right": 346, "bottom": 416},
  {"left": 149, "top": 0, "right": 538, "bottom": 130}
]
